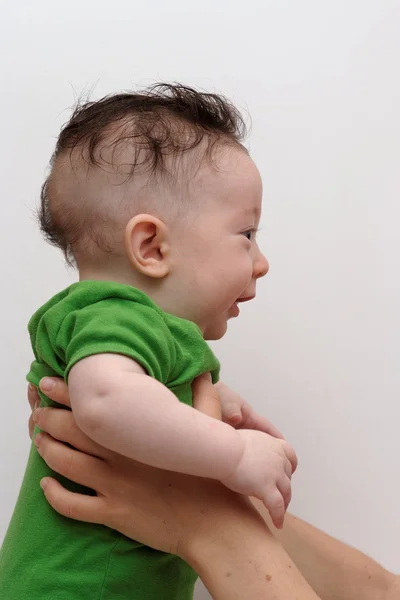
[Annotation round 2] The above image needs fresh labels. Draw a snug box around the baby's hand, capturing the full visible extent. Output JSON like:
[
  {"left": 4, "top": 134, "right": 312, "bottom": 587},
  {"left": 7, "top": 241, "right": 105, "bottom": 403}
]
[
  {"left": 217, "top": 382, "right": 284, "bottom": 439},
  {"left": 222, "top": 430, "right": 298, "bottom": 529}
]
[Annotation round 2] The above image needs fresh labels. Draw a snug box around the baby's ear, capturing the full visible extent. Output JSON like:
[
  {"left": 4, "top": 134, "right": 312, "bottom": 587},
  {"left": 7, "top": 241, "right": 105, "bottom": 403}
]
[{"left": 125, "top": 214, "right": 170, "bottom": 278}]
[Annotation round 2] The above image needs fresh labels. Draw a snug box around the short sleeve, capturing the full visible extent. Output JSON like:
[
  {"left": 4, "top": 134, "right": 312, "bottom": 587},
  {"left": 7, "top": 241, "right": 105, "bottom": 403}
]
[{"left": 56, "top": 298, "right": 175, "bottom": 384}]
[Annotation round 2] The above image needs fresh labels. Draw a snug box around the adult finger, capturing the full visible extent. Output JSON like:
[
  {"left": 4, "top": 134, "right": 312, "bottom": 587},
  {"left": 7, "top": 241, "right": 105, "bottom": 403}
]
[
  {"left": 28, "top": 383, "right": 40, "bottom": 411},
  {"left": 257, "top": 417, "right": 284, "bottom": 440},
  {"left": 33, "top": 407, "right": 109, "bottom": 459},
  {"left": 240, "top": 404, "right": 284, "bottom": 438},
  {"left": 192, "top": 374, "right": 222, "bottom": 421},
  {"left": 35, "top": 433, "right": 110, "bottom": 491},
  {"left": 29, "top": 413, "right": 37, "bottom": 440},
  {"left": 263, "top": 488, "right": 285, "bottom": 530},
  {"left": 40, "top": 477, "right": 107, "bottom": 524},
  {"left": 221, "top": 396, "right": 243, "bottom": 427},
  {"left": 39, "top": 378, "right": 71, "bottom": 408},
  {"left": 28, "top": 384, "right": 41, "bottom": 439}
]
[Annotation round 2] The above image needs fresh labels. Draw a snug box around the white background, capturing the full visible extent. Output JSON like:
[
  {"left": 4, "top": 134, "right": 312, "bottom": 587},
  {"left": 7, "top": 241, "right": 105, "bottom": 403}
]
[{"left": 1, "top": 1, "right": 399, "bottom": 597}]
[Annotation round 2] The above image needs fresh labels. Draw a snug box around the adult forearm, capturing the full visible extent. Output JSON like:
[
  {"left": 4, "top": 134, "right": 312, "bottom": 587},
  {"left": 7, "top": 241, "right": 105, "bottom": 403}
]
[
  {"left": 252, "top": 500, "right": 395, "bottom": 600},
  {"left": 186, "top": 497, "right": 321, "bottom": 600},
  {"left": 385, "top": 576, "right": 400, "bottom": 600}
]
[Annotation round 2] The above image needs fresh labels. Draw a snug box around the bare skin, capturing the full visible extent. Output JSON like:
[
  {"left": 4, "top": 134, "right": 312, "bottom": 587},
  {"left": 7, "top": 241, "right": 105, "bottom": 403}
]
[
  {"left": 29, "top": 378, "right": 319, "bottom": 600},
  {"left": 28, "top": 379, "right": 398, "bottom": 600}
]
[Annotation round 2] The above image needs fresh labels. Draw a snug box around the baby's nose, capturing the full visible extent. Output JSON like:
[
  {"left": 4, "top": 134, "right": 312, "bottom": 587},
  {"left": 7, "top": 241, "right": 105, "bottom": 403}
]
[{"left": 254, "top": 252, "right": 269, "bottom": 279}]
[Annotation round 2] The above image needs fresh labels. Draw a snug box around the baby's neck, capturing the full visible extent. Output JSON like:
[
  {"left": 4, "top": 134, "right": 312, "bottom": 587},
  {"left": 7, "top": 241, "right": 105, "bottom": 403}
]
[
  {"left": 79, "top": 263, "right": 140, "bottom": 288},
  {"left": 78, "top": 263, "right": 177, "bottom": 319}
]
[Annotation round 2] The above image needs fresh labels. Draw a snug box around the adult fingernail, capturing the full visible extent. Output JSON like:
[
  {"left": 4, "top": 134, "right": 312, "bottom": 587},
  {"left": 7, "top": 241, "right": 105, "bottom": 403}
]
[
  {"left": 34, "top": 432, "right": 43, "bottom": 447},
  {"left": 40, "top": 378, "right": 55, "bottom": 392},
  {"left": 229, "top": 413, "right": 242, "bottom": 424},
  {"left": 40, "top": 478, "right": 49, "bottom": 490}
]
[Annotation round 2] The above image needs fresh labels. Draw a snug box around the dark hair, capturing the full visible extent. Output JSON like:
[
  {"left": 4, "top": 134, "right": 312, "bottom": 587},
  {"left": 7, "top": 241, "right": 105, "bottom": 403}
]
[{"left": 39, "top": 82, "right": 247, "bottom": 265}]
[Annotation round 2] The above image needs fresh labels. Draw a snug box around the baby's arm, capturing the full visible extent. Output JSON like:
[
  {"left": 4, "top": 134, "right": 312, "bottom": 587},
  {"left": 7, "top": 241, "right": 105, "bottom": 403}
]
[
  {"left": 69, "top": 353, "right": 243, "bottom": 480},
  {"left": 69, "top": 353, "right": 297, "bottom": 527}
]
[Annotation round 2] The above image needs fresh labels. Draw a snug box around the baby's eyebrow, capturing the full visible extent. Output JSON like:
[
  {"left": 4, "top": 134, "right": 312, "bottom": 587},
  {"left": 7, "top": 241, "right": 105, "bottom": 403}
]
[{"left": 239, "top": 206, "right": 260, "bottom": 219}]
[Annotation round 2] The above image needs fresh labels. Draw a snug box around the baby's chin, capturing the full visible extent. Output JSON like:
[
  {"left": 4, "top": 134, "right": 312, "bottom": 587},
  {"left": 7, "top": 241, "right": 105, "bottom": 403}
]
[{"left": 203, "top": 320, "right": 229, "bottom": 341}]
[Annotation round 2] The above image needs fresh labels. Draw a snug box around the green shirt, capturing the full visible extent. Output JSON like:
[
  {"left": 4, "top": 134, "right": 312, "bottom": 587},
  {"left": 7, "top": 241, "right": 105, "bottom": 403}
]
[{"left": 0, "top": 281, "right": 220, "bottom": 600}]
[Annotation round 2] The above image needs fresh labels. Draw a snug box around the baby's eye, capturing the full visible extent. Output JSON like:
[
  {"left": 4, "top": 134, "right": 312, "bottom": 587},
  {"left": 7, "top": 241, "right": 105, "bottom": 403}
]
[{"left": 242, "top": 230, "right": 255, "bottom": 241}]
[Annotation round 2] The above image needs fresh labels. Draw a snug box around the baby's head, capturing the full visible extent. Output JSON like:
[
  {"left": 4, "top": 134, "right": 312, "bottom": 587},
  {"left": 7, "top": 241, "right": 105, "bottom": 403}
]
[{"left": 40, "top": 83, "right": 268, "bottom": 339}]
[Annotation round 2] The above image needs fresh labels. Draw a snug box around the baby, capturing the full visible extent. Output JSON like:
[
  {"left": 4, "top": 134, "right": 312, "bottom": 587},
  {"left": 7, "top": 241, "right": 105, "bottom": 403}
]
[{"left": 0, "top": 83, "right": 297, "bottom": 600}]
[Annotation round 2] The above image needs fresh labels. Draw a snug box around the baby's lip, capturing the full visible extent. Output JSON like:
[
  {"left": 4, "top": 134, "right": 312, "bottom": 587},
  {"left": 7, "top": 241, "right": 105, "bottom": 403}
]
[{"left": 236, "top": 295, "right": 256, "bottom": 303}]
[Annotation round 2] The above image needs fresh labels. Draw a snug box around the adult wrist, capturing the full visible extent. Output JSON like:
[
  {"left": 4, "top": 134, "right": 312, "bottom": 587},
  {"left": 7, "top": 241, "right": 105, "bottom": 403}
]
[{"left": 181, "top": 492, "right": 267, "bottom": 570}]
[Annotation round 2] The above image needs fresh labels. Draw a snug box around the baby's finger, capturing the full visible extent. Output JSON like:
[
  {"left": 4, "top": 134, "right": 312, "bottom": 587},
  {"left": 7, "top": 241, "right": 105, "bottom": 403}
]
[
  {"left": 283, "top": 457, "right": 293, "bottom": 479},
  {"left": 40, "top": 477, "right": 107, "bottom": 524},
  {"left": 192, "top": 374, "right": 222, "bottom": 421},
  {"left": 283, "top": 442, "right": 298, "bottom": 474},
  {"left": 33, "top": 407, "right": 109, "bottom": 459},
  {"left": 263, "top": 488, "right": 286, "bottom": 530},
  {"left": 39, "top": 378, "right": 71, "bottom": 408},
  {"left": 35, "top": 432, "right": 110, "bottom": 491},
  {"left": 277, "top": 476, "right": 292, "bottom": 510}
]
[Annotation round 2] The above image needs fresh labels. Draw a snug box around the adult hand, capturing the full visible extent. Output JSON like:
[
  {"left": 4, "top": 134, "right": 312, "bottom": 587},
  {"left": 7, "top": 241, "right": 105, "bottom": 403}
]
[{"left": 216, "top": 381, "right": 285, "bottom": 439}]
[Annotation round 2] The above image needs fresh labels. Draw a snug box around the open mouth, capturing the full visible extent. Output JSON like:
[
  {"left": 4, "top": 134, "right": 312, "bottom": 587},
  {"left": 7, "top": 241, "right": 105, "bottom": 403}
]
[{"left": 236, "top": 295, "right": 256, "bottom": 303}]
